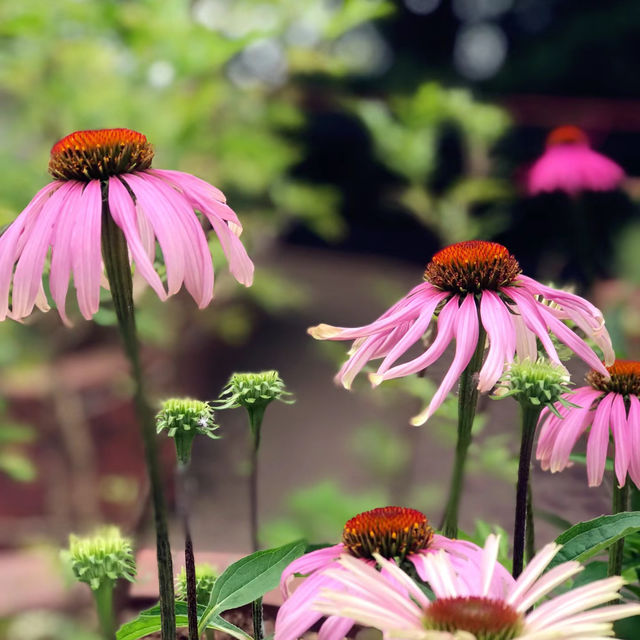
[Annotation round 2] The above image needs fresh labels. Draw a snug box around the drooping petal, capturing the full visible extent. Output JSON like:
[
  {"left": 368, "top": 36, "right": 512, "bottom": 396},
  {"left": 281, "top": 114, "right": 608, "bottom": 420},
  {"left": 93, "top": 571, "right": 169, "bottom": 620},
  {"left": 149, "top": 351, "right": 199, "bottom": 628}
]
[
  {"left": 123, "top": 173, "right": 186, "bottom": 296},
  {"left": 49, "top": 182, "right": 85, "bottom": 325},
  {"left": 206, "top": 212, "right": 254, "bottom": 286},
  {"left": 586, "top": 392, "right": 614, "bottom": 487},
  {"left": 280, "top": 544, "right": 343, "bottom": 598},
  {"left": 0, "top": 182, "right": 62, "bottom": 319},
  {"left": 627, "top": 395, "right": 640, "bottom": 487},
  {"left": 108, "top": 177, "right": 167, "bottom": 301},
  {"left": 548, "top": 393, "right": 600, "bottom": 473},
  {"left": 11, "top": 182, "right": 78, "bottom": 319},
  {"left": 610, "top": 393, "right": 631, "bottom": 487},
  {"left": 372, "top": 295, "right": 458, "bottom": 384},
  {"left": 141, "top": 173, "right": 214, "bottom": 307},
  {"left": 71, "top": 180, "right": 103, "bottom": 320},
  {"left": 317, "top": 615, "right": 353, "bottom": 640},
  {"left": 309, "top": 283, "right": 433, "bottom": 341},
  {"left": 411, "top": 294, "right": 479, "bottom": 426},
  {"left": 478, "top": 291, "right": 516, "bottom": 392}
]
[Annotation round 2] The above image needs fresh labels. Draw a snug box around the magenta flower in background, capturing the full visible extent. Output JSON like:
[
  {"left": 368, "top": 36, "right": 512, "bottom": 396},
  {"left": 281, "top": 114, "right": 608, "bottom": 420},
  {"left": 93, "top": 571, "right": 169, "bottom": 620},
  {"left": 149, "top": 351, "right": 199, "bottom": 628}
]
[
  {"left": 528, "top": 125, "right": 624, "bottom": 196},
  {"left": 274, "top": 507, "right": 514, "bottom": 640},
  {"left": 308, "top": 240, "right": 613, "bottom": 425},
  {"left": 537, "top": 359, "right": 640, "bottom": 488},
  {"left": 313, "top": 534, "right": 640, "bottom": 640},
  {"left": 0, "top": 128, "right": 254, "bottom": 324}
]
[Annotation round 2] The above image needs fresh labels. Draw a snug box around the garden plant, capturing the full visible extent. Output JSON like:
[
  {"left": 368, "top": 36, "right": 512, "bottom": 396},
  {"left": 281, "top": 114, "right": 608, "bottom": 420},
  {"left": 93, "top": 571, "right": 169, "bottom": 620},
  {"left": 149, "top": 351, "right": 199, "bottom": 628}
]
[{"left": 1, "top": 3, "right": 640, "bottom": 640}]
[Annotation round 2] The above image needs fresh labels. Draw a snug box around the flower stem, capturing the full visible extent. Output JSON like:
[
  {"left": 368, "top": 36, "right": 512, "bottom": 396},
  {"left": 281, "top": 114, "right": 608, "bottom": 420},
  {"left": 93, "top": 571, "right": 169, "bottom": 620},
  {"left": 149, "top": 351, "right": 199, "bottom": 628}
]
[
  {"left": 93, "top": 581, "right": 115, "bottom": 640},
  {"left": 247, "top": 406, "right": 265, "bottom": 553},
  {"left": 440, "top": 322, "right": 486, "bottom": 538},
  {"left": 512, "top": 403, "right": 542, "bottom": 578},
  {"left": 177, "top": 462, "right": 199, "bottom": 640},
  {"left": 252, "top": 596, "right": 264, "bottom": 640},
  {"left": 608, "top": 480, "right": 629, "bottom": 577},
  {"left": 525, "top": 480, "right": 535, "bottom": 563},
  {"left": 101, "top": 185, "right": 175, "bottom": 640}
]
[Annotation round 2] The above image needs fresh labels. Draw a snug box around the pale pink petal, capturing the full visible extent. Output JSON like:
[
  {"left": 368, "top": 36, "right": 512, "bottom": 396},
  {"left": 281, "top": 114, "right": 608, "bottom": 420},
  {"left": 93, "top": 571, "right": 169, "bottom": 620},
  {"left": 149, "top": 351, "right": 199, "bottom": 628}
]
[
  {"left": 206, "top": 213, "right": 254, "bottom": 286},
  {"left": 147, "top": 168, "right": 227, "bottom": 206},
  {"left": 548, "top": 394, "right": 600, "bottom": 473},
  {"left": 71, "top": 180, "right": 103, "bottom": 320},
  {"left": 374, "top": 291, "right": 448, "bottom": 376},
  {"left": 318, "top": 615, "right": 353, "bottom": 640},
  {"left": 309, "top": 283, "right": 432, "bottom": 341},
  {"left": 108, "top": 177, "right": 167, "bottom": 301},
  {"left": 0, "top": 182, "right": 62, "bottom": 319},
  {"left": 586, "top": 392, "right": 614, "bottom": 487},
  {"left": 49, "top": 182, "right": 85, "bottom": 325},
  {"left": 335, "top": 332, "right": 390, "bottom": 390},
  {"left": 507, "top": 542, "right": 560, "bottom": 608},
  {"left": 610, "top": 393, "right": 631, "bottom": 487},
  {"left": 280, "top": 544, "right": 343, "bottom": 597},
  {"left": 515, "top": 561, "right": 583, "bottom": 613},
  {"left": 511, "top": 308, "right": 538, "bottom": 361},
  {"left": 478, "top": 291, "right": 516, "bottom": 392},
  {"left": 627, "top": 396, "right": 640, "bottom": 487},
  {"left": 372, "top": 295, "right": 459, "bottom": 383},
  {"left": 411, "top": 294, "right": 479, "bottom": 426},
  {"left": 11, "top": 182, "right": 79, "bottom": 319},
  {"left": 505, "top": 288, "right": 561, "bottom": 365},
  {"left": 123, "top": 174, "right": 186, "bottom": 296},
  {"left": 140, "top": 174, "right": 214, "bottom": 307}
]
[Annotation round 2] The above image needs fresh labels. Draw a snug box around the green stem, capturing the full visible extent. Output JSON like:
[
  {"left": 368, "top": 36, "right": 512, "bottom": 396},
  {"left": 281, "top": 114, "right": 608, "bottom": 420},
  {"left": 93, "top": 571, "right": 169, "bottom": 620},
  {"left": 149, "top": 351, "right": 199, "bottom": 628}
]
[
  {"left": 247, "top": 406, "right": 265, "bottom": 553},
  {"left": 512, "top": 403, "right": 542, "bottom": 578},
  {"left": 440, "top": 320, "right": 487, "bottom": 538},
  {"left": 608, "top": 481, "right": 630, "bottom": 577},
  {"left": 525, "top": 480, "right": 535, "bottom": 563},
  {"left": 93, "top": 581, "right": 115, "bottom": 640},
  {"left": 252, "top": 596, "right": 264, "bottom": 640},
  {"left": 177, "top": 462, "right": 199, "bottom": 640},
  {"left": 101, "top": 183, "right": 175, "bottom": 640}
]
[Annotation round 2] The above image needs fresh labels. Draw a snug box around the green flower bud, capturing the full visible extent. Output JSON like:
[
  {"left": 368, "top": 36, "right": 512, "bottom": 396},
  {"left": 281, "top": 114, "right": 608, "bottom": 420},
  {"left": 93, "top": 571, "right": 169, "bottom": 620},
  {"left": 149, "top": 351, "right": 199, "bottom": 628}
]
[
  {"left": 215, "top": 370, "right": 294, "bottom": 411},
  {"left": 175, "top": 563, "right": 217, "bottom": 606},
  {"left": 494, "top": 358, "right": 575, "bottom": 416},
  {"left": 156, "top": 398, "right": 219, "bottom": 464},
  {"left": 62, "top": 526, "right": 136, "bottom": 591}
]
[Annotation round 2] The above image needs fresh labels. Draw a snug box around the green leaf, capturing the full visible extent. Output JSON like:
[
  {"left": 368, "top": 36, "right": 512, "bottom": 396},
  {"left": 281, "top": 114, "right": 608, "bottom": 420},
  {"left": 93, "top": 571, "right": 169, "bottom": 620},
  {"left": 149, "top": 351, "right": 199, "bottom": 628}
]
[
  {"left": 199, "top": 540, "right": 306, "bottom": 633},
  {"left": 548, "top": 512, "right": 640, "bottom": 570},
  {"left": 116, "top": 603, "right": 253, "bottom": 640}
]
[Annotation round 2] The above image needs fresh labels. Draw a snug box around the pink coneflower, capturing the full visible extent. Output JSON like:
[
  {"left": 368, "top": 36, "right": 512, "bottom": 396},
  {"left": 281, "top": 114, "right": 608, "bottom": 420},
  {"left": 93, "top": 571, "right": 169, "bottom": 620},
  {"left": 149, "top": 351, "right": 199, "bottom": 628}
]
[
  {"left": 308, "top": 240, "right": 613, "bottom": 425},
  {"left": 0, "top": 128, "right": 254, "bottom": 324},
  {"left": 313, "top": 534, "right": 640, "bottom": 640},
  {"left": 537, "top": 359, "right": 640, "bottom": 488},
  {"left": 274, "top": 507, "right": 514, "bottom": 640},
  {"left": 528, "top": 125, "right": 624, "bottom": 196}
]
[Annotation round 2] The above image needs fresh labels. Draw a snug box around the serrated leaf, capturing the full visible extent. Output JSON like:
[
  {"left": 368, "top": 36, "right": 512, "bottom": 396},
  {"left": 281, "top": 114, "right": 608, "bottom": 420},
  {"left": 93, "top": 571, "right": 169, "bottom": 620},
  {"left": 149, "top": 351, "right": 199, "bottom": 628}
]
[
  {"left": 198, "top": 540, "right": 305, "bottom": 633},
  {"left": 548, "top": 512, "right": 640, "bottom": 570}
]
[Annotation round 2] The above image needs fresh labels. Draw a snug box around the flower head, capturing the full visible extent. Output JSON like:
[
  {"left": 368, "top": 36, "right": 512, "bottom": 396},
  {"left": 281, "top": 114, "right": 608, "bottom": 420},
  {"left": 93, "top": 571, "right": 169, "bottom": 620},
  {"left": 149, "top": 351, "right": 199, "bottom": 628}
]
[
  {"left": 537, "top": 359, "right": 640, "bottom": 487},
  {"left": 274, "top": 507, "right": 514, "bottom": 640},
  {"left": 0, "top": 128, "right": 254, "bottom": 324},
  {"left": 312, "top": 534, "right": 640, "bottom": 640},
  {"left": 156, "top": 397, "right": 219, "bottom": 464},
  {"left": 527, "top": 125, "right": 624, "bottom": 196},
  {"left": 309, "top": 240, "right": 613, "bottom": 425},
  {"left": 175, "top": 563, "right": 217, "bottom": 606},
  {"left": 62, "top": 526, "right": 136, "bottom": 591},
  {"left": 495, "top": 357, "right": 574, "bottom": 414},
  {"left": 215, "top": 370, "right": 294, "bottom": 411}
]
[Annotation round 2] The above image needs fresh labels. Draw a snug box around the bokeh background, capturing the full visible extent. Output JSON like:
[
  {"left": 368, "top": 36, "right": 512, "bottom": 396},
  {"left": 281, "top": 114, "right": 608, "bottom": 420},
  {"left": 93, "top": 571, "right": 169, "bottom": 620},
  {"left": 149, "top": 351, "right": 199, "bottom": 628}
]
[{"left": 2, "top": 0, "right": 640, "bottom": 636}]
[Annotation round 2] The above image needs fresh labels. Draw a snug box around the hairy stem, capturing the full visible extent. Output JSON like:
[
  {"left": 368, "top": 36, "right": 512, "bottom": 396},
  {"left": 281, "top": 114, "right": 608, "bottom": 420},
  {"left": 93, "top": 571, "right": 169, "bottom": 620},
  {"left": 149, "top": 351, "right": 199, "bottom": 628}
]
[
  {"left": 101, "top": 185, "right": 175, "bottom": 639},
  {"left": 440, "top": 321, "right": 487, "bottom": 538},
  {"left": 525, "top": 480, "right": 535, "bottom": 563}
]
